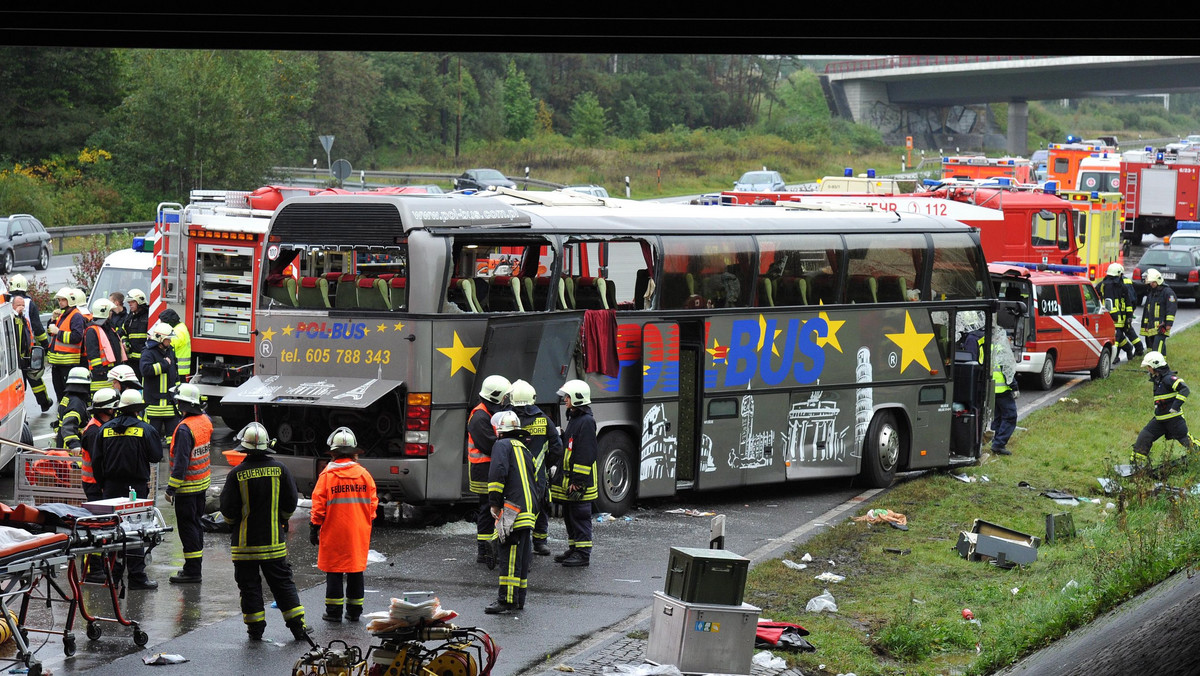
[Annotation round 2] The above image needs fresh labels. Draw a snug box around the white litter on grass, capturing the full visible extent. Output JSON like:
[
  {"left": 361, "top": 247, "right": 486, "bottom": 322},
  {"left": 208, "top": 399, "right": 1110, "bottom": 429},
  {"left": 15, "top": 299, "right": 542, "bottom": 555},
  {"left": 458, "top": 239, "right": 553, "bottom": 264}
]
[
  {"left": 752, "top": 651, "right": 786, "bottom": 669},
  {"left": 1059, "top": 397, "right": 1080, "bottom": 404},
  {"left": 367, "top": 550, "right": 387, "bottom": 564},
  {"left": 815, "top": 572, "right": 845, "bottom": 583},
  {"left": 805, "top": 589, "right": 837, "bottom": 613},
  {"left": 781, "top": 559, "right": 807, "bottom": 571},
  {"left": 801, "top": 553, "right": 813, "bottom": 562},
  {"left": 951, "top": 473, "right": 975, "bottom": 483},
  {"left": 601, "top": 663, "right": 683, "bottom": 676},
  {"left": 1011, "top": 587, "right": 1020, "bottom": 596},
  {"left": 1062, "top": 579, "right": 1079, "bottom": 593},
  {"left": 1052, "top": 498, "right": 1080, "bottom": 506}
]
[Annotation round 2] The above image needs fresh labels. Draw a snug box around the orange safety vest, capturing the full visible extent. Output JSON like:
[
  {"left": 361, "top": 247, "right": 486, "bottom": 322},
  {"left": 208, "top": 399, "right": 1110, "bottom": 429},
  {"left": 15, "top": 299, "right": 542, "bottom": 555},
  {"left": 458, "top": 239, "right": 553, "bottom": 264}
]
[
  {"left": 80, "top": 418, "right": 100, "bottom": 485},
  {"left": 51, "top": 307, "right": 82, "bottom": 357},
  {"left": 85, "top": 324, "right": 120, "bottom": 367},
  {"left": 466, "top": 402, "right": 492, "bottom": 464},
  {"left": 310, "top": 459, "right": 378, "bottom": 573},
  {"left": 168, "top": 415, "right": 213, "bottom": 494}
]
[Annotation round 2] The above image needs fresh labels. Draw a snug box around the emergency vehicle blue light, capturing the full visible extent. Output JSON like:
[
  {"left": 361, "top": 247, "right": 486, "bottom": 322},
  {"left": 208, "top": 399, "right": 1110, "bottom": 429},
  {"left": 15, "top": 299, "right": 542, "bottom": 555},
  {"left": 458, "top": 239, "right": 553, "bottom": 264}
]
[
  {"left": 996, "top": 260, "right": 1087, "bottom": 274},
  {"left": 1179, "top": 221, "right": 1200, "bottom": 231},
  {"left": 993, "top": 178, "right": 1012, "bottom": 186},
  {"left": 1091, "top": 191, "right": 1099, "bottom": 200},
  {"left": 1145, "top": 146, "right": 1153, "bottom": 152},
  {"left": 1157, "top": 152, "right": 1165, "bottom": 162},
  {"left": 1066, "top": 135, "right": 1080, "bottom": 144},
  {"left": 1043, "top": 181, "right": 1058, "bottom": 195},
  {"left": 843, "top": 168, "right": 853, "bottom": 177},
  {"left": 922, "top": 179, "right": 941, "bottom": 187},
  {"left": 132, "top": 236, "right": 145, "bottom": 251},
  {"left": 867, "top": 168, "right": 876, "bottom": 178},
  {"left": 1090, "top": 153, "right": 1099, "bottom": 158}
]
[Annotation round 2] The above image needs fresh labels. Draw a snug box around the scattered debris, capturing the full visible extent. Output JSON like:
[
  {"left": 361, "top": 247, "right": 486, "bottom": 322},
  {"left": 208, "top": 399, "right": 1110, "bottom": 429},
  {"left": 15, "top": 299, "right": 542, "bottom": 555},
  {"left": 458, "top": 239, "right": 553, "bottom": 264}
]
[
  {"left": 883, "top": 547, "right": 911, "bottom": 555},
  {"left": 752, "top": 651, "right": 786, "bottom": 669},
  {"left": 1011, "top": 587, "right": 1020, "bottom": 595},
  {"left": 961, "top": 608, "right": 974, "bottom": 620},
  {"left": 664, "top": 508, "right": 716, "bottom": 517},
  {"left": 553, "top": 664, "right": 576, "bottom": 672},
  {"left": 367, "top": 550, "right": 387, "bottom": 564},
  {"left": 852, "top": 509, "right": 908, "bottom": 530},
  {"left": 814, "top": 572, "right": 845, "bottom": 583},
  {"left": 800, "top": 553, "right": 813, "bottom": 562},
  {"left": 956, "top": 519, "right": 1040, "bottom": 568},
  {"left": 805, "top": 589, "right": 837, "bottom": 613},
  {"left": 951, "top": 473, "right": 975, "bottom": 483},
  {"left": 781, "top": 559, "right": 807, "bottom": 570},
  {"left": 1062, "top": 579, "right": 1079, "bottom": 593},
  {"left": 601, "top": 663, "right": 683, "bottom": 676},
  {"left": 596, "top": 513, "right": 617, "bottom": 522},
  {"left": 1045, "top": 512, "right": 1076, "bottom": 543},
  {"left": 1098, "top": 477, "right": 1122, "bottom": 494},
  {"left": 1059, "top": 397, "right": 1080, "bottom": 404},
  {"left": 143, "top": 654, "right": 189, "bottom": 665}
]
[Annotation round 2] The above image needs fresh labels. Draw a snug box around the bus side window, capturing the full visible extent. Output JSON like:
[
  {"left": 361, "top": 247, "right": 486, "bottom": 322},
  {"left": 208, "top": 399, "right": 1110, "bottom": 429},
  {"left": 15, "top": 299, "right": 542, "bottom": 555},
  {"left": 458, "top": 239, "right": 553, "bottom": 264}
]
[
  {"left": 930, "top": 233, "right": 987, "bottom": 300},
  {"left": 845, "top": 233, "right": 925, "bottom": 303}
]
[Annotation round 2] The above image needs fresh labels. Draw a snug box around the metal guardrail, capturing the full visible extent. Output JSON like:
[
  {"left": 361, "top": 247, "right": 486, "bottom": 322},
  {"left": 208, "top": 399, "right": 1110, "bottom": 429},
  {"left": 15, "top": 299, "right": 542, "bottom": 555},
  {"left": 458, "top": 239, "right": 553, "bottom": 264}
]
[
  {"left": 47, "top": 222, "right": 154, "bottom": 254},
  {"left": 271, "top": 167, "right": 564, "bottom": 191}
]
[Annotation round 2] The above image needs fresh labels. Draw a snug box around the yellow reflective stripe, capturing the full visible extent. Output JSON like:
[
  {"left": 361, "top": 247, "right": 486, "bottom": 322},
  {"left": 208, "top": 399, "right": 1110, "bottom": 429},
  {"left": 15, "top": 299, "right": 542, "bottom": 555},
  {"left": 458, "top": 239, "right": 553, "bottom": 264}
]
[
  {"left": 325, "top": 597, "right": 345, "bottom": 605},
  {"left": 183, "top": 551, "right": 203, "bottom": 559},
  {"left": 282, "top": 606, "right": 304, "bottom": 620},
  {"left": 243, "top": 612, "right": 265, "bottom": 623}
]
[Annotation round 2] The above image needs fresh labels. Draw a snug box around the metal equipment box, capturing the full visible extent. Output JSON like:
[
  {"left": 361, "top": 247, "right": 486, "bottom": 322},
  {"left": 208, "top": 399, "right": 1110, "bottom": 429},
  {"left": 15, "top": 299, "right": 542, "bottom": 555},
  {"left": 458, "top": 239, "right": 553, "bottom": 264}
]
[
  {"left": 646, "top": 591, "right": 760, "bottom": 675},
  {"left": 664, "top": 547, "right": 749, "bottom": 606}
]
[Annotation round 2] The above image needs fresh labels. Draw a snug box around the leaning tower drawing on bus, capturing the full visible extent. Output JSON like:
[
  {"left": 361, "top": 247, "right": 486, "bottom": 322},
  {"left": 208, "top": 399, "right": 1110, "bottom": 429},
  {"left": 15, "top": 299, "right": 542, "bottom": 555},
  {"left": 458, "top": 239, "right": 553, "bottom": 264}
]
[{"left": 854, "top": 346, "right": 873, "bottom": 457}]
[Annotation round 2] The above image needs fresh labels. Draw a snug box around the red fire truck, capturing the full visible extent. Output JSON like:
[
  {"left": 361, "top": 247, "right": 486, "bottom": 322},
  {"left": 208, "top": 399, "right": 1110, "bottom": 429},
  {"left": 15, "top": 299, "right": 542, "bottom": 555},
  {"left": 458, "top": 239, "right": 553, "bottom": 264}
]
[
  {"left": 941, "top": 155, "right": 1033, "bottom": 184},
  {"left": 1119, "top": 148, "right": 1200, "bottom": 244}
]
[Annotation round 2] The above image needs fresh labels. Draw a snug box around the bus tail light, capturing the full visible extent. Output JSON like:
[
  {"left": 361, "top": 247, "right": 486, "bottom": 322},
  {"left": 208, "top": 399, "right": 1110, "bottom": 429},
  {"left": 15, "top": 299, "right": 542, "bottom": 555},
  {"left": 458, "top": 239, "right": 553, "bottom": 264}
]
[{"left": 405, "top": 392, "right": 432, "bottom": 457}]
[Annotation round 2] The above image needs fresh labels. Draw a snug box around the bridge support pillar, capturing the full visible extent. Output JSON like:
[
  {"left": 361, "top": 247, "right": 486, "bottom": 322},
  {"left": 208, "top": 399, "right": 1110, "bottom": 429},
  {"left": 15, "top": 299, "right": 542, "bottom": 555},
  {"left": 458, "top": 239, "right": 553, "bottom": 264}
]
[{"left": 1007, "top": 100, "right": 1028, "bottom": 156}]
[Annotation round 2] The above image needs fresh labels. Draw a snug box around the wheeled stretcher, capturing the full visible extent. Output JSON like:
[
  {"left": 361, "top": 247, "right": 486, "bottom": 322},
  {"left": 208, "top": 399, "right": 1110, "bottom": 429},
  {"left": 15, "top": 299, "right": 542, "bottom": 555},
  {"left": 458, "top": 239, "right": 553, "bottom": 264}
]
[{"left": 0, "top": 501, "right": 172, "bottom": 676}]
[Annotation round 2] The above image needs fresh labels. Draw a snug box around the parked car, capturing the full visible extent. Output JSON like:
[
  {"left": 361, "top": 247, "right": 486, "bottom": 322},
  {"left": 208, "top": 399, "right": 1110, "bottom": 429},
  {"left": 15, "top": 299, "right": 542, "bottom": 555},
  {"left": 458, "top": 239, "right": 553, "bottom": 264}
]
[
  {"left": 1164, "top": 222, "right": 1200, "bottom": 248},
  {"left": 0, "top": 214, "right": 52, "bottom": 274},
  {"left": 562, "top": 184, "right": 610, "bottom": 198},
  {"left": 1131, "top": 243, "right": 1200, "bottom": 303},
  {"left": 733, "top": 170, "right": 785, "bottom": 192},
  {"left": 990, "top": 264, "right": 1115, "bottom": 390},
  {"left": 452, "top": 169, "right": 516, "bottom": 191}
]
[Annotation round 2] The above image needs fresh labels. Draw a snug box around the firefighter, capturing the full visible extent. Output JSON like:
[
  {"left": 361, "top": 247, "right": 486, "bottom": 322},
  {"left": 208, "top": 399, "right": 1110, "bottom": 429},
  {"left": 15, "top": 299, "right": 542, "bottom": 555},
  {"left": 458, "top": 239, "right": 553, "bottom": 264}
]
[
  {"left": 1140, "top": 269, "right": 1176, "bottom": 356},
  {"left": 108, "top": 363, "right": 142, "bottom": 394},
  {"left": 52, "top": 367, "right": 91, "bottom": 452},
  {"left": 507, "top": 379, "right": 560, "bottom": 556},
  {"left": 9, "top": 275, "right": 49, "bottom": 348},
  {"left": 467, "top": 374, "right": 511, "bottom": 565},
  {"left": 80, "top": 388, "right": 120, "bottom": 503},
  {"left": 309, "top": 427, "right": 378, "bottom": 623},
  {"left": 47, "top": 286, "right": 86, "bottom": 402},
  {"left": 1098, "top": 263, "right": 1143, "bottom": 363},
  {"left": 11, "top": 294, "right": 52, "bottom": 411},
  {"left": 121, "top": 288, "right": 149, "bottom": 369},
  {"left": 140, "top": 322, "right": 179, "bottom": 444},
  {"left": 551, "top": 379, "right": 598, "bottom": 568},
  {"left": 484, "top": 410, "right": 537, "bottom": 615},
  {"left": 1131, "top": 351, "right": 1194, "bottom": 467},
  {"left": 165, "top": 383, "right": 212, "bottom": 584},
  {"left": 158, "top": 308, "right": 191, "bottom": 380},
  {"left": 219, "top": 422, "right": 310, "bottom": 641},
  {"left": 83, "top": 299, "right": 125, "bottom": 394},
  {"left": 91, "top": 389, "right": 162, "bottom": 590},
  {"left": 990, "top": 327, "right": 1018, "bottom": 456}
]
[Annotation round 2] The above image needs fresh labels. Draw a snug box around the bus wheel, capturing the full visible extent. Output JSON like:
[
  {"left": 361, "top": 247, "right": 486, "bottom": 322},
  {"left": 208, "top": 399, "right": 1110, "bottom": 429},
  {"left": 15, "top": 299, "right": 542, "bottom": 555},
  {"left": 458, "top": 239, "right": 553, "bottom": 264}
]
[
  {"left": 594, "top": 431, "right": 636, "bottom": 517},
  {"left": 859, "top": 412, "right": 901, "bottom": 488}
]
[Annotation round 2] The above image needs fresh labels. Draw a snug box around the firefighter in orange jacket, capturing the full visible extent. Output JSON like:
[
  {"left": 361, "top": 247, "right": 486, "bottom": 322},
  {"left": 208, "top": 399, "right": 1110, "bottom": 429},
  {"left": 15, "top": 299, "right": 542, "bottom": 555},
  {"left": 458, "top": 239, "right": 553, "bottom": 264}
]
[
  {"left": 47, "top": 287, "right": 86, "bottom": 401},
  {"left": 83, "top": 299, "right": 125, "bottom": 394},
  {"left": 310, "top": 427, "right": 378, "bottom": 623},
  {"left": 467, "top": 375, "right": 511, "bottom": 565},
  {"left": 165, "top": 383, "right": 212, "bottom": 584}
]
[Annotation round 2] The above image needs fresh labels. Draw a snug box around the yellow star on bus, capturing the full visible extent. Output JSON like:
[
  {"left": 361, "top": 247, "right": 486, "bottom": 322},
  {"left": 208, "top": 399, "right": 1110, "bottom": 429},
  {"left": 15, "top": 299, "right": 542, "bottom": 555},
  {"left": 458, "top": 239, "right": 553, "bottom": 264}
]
[
  {"left": 815, "top": 311, "right": 844, "bottom": 353},
  {"left": 282, "top": 325, "right": 294, "bottom": 336},
  {"left": 756, "top": 314, "right": 782, "bottom": 356},
  {"left": 377, "top": 322, "right": 388, "bottom": 333},
  {"left": 437, "top": 331, "right": 481, "bottom": 376},
  {"left": 707, "top": 338, "right": 728, "bottom": 365},
  {"left": 393, "top": 321, "right": 405, "bottom": 332},
  {"left": 260, "top": 327, "right": 276, "bottom": 342},
  {"left": 885, "top": 311, "right": 934, "bottom": 373}
]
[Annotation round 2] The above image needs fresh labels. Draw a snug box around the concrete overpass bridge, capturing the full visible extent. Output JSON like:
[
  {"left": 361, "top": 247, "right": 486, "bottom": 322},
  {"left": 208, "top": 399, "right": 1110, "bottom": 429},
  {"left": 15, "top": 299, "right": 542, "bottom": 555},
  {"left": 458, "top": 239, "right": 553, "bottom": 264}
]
[{"left": 821, "top": 56, "right": 1200, "bottom": 154}]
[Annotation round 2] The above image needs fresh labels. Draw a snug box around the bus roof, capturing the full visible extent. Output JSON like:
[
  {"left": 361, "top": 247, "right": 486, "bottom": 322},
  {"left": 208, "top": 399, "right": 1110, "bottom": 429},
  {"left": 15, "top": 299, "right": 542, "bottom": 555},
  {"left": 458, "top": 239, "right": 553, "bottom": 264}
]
[{"left": 268, "top": 191, "right": 979, "bottom": 244}]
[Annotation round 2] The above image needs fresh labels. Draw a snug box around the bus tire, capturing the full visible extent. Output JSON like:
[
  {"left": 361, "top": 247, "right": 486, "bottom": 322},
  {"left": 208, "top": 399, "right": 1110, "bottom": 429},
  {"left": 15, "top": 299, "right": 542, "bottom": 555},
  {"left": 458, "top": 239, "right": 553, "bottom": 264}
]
[
  {"left": 593, "top": 431, "right": 636, "bottom": 517},
  {"left": 1036, "top": 353, "right": 1056, "bottom": 391},
  {"left": 859, "top": 412, "right": 902, "bottom": 488},
  {"left": 1090, "top": 346, "right": 1112, "bottom": 380},
  {"left": 216, "top": 403, "right": 255, "bottom": 433}
]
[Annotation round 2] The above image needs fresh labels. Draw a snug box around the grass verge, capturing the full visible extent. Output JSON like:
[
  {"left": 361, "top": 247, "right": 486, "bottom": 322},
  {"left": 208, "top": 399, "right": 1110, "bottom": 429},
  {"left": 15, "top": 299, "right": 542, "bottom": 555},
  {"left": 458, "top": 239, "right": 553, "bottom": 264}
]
[{"left": 747, "top": 328, "right": 1200, "bottom": 675}]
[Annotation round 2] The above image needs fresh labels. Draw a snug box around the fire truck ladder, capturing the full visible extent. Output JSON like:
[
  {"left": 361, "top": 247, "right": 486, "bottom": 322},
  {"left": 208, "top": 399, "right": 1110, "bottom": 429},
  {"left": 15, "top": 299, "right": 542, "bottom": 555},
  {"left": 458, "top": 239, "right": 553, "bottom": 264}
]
[
  {"left": 1122, "top": 172, "right": 1138, "bottom": 233},
  {"left": 155, "top": 202, "right": 184, "bottom": 305}
]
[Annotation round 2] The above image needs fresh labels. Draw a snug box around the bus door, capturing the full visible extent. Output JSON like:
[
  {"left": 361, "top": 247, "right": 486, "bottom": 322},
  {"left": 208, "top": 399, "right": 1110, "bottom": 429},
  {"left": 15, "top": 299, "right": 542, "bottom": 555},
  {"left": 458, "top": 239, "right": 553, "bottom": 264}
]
[
  {"left": 639, "top": 322, "right": 683, "bottom": 497},
  {"left": 473, "top": 312, "right": 583, "bottom": 415}
]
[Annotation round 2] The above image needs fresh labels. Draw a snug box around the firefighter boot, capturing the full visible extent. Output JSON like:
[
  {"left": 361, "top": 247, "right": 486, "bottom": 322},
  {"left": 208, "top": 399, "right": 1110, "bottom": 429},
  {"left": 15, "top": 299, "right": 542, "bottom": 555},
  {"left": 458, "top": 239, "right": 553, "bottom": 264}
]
[
  {"left": 322, "top": 605, "right": 342, "bottom": 622},
  {"left": 484, "top": 600, "right": 518, "bottom": 615},
  {"left": 476, "top": 541, "right": 491, "bottom": 564},
  {"left": 287, "top": 618, "right": 313, "bottom": 642},
  {"left": 533, "top": 540, "right": 552, "bottom": 556},
  {"left": 247, "top": 621, "right": 266, "bottom": 641},
  {"left": 561, "top": 550, "right": 590, "bottom": 568},
  {"left": 553, "top": 548, "right": 575, "bottom": 563}
]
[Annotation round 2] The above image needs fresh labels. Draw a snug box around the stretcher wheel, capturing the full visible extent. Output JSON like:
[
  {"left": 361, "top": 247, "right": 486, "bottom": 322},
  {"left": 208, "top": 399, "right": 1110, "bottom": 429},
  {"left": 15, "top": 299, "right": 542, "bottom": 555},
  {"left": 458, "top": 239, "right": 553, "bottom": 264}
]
[
  {"left": 86, "top": 622, "right": 101, "bottom": 640},
  {"left": 63, "top": 633, "right": 77, "bottom": 656},
  {"left": 134, "top": 629, "right": 148, "bottom": 646},
  {"left": 26, "top": 661, "right": 41, "bottom": 676}
]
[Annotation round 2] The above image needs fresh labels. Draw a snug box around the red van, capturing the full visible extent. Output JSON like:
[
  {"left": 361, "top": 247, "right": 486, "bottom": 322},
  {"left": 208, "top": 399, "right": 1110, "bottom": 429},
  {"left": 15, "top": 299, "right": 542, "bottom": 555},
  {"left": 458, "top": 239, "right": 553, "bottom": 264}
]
[{"left": 989, "top": 264, "right": 1116, "bottom": 390}]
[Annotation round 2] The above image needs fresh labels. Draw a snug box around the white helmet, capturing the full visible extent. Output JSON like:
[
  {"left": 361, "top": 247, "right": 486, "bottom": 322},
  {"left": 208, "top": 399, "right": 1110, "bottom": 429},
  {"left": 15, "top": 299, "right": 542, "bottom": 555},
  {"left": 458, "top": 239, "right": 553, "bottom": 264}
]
[
  {"left": 66, "top": 367, "right": 91, "bottom": 385},
  {"left": 174, "top": 383, "right": 204, "bottom": 414},
  {"left": 9, "top": 274, "right": 27, "bottom": 292},
  {"left": 1142, "top": 351, "right": 1168, "bottom": 369},
  {"left": 68, "top": 288, "right": 88, "bottom": 307},
  {"left": 490, "top": 410, "right": 522, "bottom": 434},
  {"left": 479, "top": 374, "right": 512, "bottom": 405},
  {"left": 89, "top": 387, "right": 120, "bottom": 412},
  {"left": 1144, "top": 268, "right": 1164, "bottom": 286},
  {"left": 127, "top": 288, "right": 147, "bottom": 305},
  {"left": 55, "top": 287, "right": 71, "bottom": 302},
  {"left": 557, "top": 379, "right": 591, "bottom": 406},
  {"left": 118, "top": 388, "right": 145, "bottom": 410},
  {"left": 1106, "top": 263, "right": 1124, "bottom": 277},
  {"left": 108, "top": 364, "right": 139, "bottom": 386},
  {"left": 90, "top": 298, "right": 114, "bottom": 320},
  {"left": 507, "top": 379, "right": 536, "bottom": 406},
  {"left": 236, "top": 422, "right": 272, "bottom": 452},
  {"left": 148, "top": 322, "right": 173, "bottom": 342},
  {"left": 326, "top": 426, "right": 358, "bottom": 452}
]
